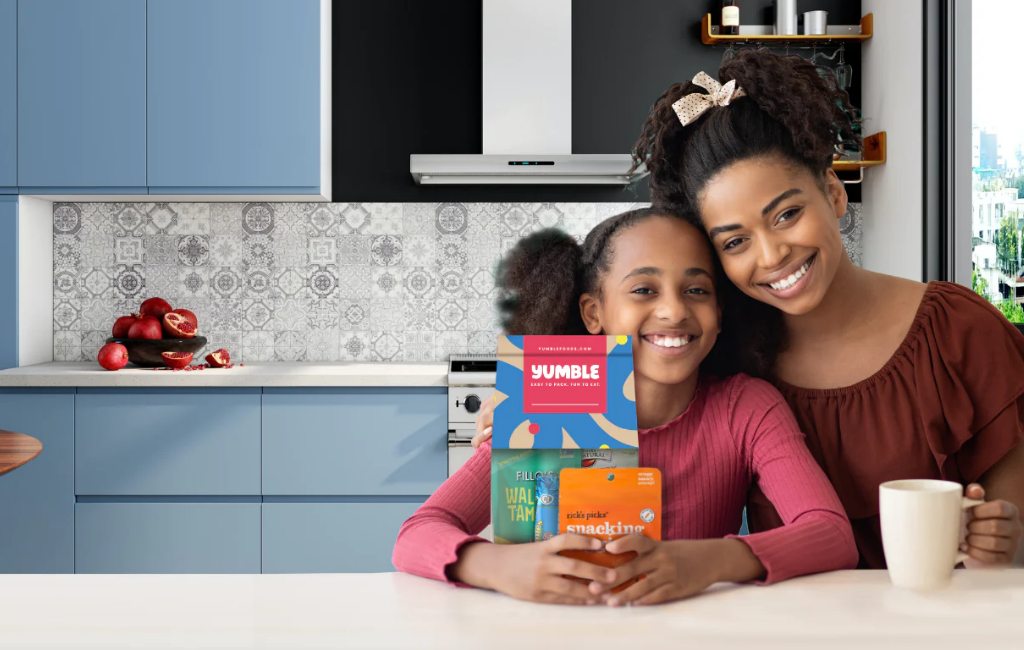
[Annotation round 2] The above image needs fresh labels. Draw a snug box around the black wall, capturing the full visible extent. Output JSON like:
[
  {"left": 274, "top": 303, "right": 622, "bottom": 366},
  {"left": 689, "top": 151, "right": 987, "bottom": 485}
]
[{"left": 332, "top": 0, "right": 862, "bottom": 203}]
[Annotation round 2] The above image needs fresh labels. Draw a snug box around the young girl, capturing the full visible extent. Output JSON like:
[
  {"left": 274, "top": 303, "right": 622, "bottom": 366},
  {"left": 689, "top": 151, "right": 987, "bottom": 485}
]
[
  {"left": 393, "top": 208, "right": 858, "bottom": 607},
  {"left": 630, "top": 48, "right": 1024, "bottom": 568}
]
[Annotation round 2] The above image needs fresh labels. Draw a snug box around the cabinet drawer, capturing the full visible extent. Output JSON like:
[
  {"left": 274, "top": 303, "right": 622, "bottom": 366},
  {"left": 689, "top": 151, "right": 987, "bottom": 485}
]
[
  {"left": 262, "top": 502, "right": 422, "bottom": 573},
  {"left": 0, "top": 389, "right": 75, "bottom": 573},
  {"left": 75, "top": 502, "right": 261, "bottom": 574},
  {"left": 75, "top": 389, "right": 261, "bottom": 495},
  {"left": 262, "top": 388, "right": 447, "bottom": 496}
]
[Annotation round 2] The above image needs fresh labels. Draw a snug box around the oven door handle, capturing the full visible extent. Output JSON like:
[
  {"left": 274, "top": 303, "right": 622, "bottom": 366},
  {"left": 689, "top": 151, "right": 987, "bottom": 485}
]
[{"left": 448, "top": 434, "right": 474, "bottom": 448}]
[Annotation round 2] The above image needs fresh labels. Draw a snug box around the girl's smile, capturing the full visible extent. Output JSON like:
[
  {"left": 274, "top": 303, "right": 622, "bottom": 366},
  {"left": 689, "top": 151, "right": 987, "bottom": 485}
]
[{"left": 579, "top": 216, "right": 720, "bottom": 389}]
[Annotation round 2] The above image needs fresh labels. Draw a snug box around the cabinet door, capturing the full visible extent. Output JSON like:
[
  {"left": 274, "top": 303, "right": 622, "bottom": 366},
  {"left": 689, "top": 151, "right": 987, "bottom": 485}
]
[
  {"left": 262, "top": 502, "right": 422, "bottom": 573},
  {"left": 0, "top": 0, "right": 15, "bottom": 191},
  {"left": 262, "top": 388, "right": 448, "bottom": 496},
  {"left": 147, "top": 0, "right": 321, "bottom": 193},
  {"left": 17, "top": 0, "right": 146, "bottom": 191},
  {"left": 75, "top": 502, "right": 261, "bottom": 573},
  {"left": 0, "top": 389, "right": 75, "bottom": 573},
  {"left": 0, "top": 199, "right": 15, "bottom": 370},
  {"left": 75, "top": 389, "right": 262, "bottom": 496}
]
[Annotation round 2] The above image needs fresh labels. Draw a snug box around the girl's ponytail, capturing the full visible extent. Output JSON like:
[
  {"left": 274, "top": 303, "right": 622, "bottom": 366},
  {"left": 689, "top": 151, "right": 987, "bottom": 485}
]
[{"left": 496, "top": 229, "right": 587, "bottom": 335}]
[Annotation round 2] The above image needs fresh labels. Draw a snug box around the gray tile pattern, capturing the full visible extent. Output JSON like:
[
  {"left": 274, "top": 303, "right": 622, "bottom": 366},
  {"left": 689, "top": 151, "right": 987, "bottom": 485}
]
[{"left": 53, "top": 201, "right": 863, "bottom": 362}]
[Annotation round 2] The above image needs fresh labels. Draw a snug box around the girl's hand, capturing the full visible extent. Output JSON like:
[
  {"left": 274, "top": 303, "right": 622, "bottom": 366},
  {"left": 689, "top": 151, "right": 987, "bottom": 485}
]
[
  {"left": 453, "top": 534, "right": 615, "bottom": 605},
  {"left": 588, "top": 538, "right": 762, "bottom": 607},
  {"left": 961, "top": 483, "right": 1023, "bottom": 567},
  {"left": 471, "top": 395, "right": 495, "bottom": 448}
]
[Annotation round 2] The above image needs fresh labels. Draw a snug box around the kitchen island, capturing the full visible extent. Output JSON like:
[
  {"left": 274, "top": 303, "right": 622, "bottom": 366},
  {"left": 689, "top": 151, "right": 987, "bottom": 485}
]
[{"left": 1, "top": 570, "right": 1022, "bottom": 649}]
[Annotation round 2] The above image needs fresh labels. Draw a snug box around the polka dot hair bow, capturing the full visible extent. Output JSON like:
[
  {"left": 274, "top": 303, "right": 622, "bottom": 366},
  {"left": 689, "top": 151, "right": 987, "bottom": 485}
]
[{"left": 671, "top": 71, "right": 746, "bottom": 127}]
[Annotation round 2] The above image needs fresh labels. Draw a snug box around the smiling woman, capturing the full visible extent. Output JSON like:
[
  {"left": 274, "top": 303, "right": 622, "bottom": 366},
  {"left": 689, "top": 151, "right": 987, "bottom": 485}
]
[{"left": 632, "top": 48, "right": 1024, "bottom": 569}]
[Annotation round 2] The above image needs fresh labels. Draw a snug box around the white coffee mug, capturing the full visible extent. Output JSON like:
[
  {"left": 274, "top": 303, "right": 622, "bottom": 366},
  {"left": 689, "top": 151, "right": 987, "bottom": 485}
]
[{"left": 879, "top": 479, "right": 984, "bottom": 590}]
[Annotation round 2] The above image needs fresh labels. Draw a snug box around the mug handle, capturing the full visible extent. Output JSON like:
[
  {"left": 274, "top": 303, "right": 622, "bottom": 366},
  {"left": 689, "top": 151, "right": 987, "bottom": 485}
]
[{"left": 955, "top": 497, "right": 986, "bottom": 565}]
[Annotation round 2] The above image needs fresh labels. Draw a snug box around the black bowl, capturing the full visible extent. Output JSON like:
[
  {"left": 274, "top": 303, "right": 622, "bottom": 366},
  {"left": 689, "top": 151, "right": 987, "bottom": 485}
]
[{"left": 105, "top": 337, "right": 208, "bottom": 367}]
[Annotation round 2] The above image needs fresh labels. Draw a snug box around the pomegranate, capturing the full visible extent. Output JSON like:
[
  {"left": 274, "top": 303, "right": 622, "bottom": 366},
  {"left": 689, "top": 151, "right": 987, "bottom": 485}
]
[
  {"left": 139, "top": 297, "right": 173, "bottom": 320},
  {"left": 205, "top": 349, "right": 231, "bottom": 367},
  {"left": 170, "top": 308, "right": 198, "bottom": 327},
  {"left": 127, "top": 314, "right": 163, "bottom": 340},
  {"left": 161, "top": 351, "right": 193, "bottom": 369},
  {"left": 163, "top": 312, "right": 197, "bottom": 338},
  {"left": 111, "top": 315, "right": 136, "bottom": 339},
  {"left": 97, "top": 342, "right": 129, "bottom": 371}
]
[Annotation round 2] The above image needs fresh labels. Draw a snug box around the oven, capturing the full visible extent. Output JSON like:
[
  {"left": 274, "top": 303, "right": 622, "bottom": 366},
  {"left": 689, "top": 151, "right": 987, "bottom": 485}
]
[{"left": 447, "top": 354, "right": 497, "bottom": 540}]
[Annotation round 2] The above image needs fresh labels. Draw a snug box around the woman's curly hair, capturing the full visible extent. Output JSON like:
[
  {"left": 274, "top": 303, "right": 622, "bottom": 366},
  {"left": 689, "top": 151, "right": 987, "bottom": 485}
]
[
  {"left": 631, "top": 47, "right": 861, "bottom": 213},
  {"left": 626, "top": 48, "right": 860, "bottom": 378}
]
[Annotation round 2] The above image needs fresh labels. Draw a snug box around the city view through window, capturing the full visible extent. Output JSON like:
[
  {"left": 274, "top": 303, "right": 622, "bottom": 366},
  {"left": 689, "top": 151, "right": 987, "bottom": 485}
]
[{"left": 972, "top": 0, "right": 1024, "bottom": 322}]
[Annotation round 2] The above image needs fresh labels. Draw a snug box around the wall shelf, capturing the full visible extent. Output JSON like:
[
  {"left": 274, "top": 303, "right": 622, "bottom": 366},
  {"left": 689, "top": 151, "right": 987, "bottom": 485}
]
[
  {"left": 701, "top": 13, "right": 873, "bottom": 45},
  {"left": 833, "top": 132, "right": 886, "bottom": 184}
]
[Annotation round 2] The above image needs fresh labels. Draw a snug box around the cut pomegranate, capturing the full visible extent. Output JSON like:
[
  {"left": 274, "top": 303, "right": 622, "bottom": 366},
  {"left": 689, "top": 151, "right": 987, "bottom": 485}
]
[
  {"left": 97, "top": 343, "right": 129, "bottom": 371},
  {"left": 170, "top": 308, "right": 198, "bottom": 327},
  {"left": 111, "top": 315, "right": 137, "bottom": 339},
  {"left": 127, "top": 314, "right": 163, "bottom": 340},
  {"left": 205, "top": 349, "right": 231, "bottom": 367},
  {"left": 139, "top": 297, "right": 173, "bottom": 320},
  {"left": 161, "top": 351, "right": 193, "bottom": 369},
  {"left": 163, "top": 312, "right": 198, "bottom": 338}
]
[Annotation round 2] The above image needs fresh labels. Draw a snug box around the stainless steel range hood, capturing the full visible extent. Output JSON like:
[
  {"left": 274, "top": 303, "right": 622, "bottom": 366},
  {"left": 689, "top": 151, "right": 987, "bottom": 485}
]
[{"left": 410, "top": 0, "right": 646, "bottom": 186}]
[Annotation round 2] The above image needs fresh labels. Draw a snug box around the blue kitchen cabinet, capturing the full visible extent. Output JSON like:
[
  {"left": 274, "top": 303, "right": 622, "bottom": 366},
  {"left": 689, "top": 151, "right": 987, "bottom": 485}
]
[
  {"left": 0, "top": 198, "right": 15, "bottom": 370},
  {"left": 75, "top": 389, "right": 262, "bottom": 496},
  {"left": 0, "top": 0, "right": 15, "bottom": 191},
  {"left": 146, "top": 0, "right": 322, "bottom": 194},
  {"left": 17, "top": 0, "right": 146, "bottom": 192},
  {"left": 75, "top": 502, "right": 261, "bottom": 573},
  {"left": 262, "top": 388, "right": 448, "bottom": 496},
  {"left": 0, "top": 389, "right": 75, "bottom": 573},
  {"left": 262, "top": 501, "right": 424, "bottom": 573}
]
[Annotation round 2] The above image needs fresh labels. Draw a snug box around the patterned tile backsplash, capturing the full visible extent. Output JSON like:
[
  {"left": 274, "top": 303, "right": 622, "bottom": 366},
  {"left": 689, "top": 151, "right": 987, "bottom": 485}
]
[{"left": 53, "top": 201, "right": 863, "bottom": 362}]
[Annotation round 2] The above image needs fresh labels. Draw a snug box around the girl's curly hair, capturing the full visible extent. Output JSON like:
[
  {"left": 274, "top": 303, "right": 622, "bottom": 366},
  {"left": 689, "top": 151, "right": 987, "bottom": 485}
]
[
  {"left": 495, "top": 208, "right": 758, "bottom": 378},
  {"left": 627, "top": 48, "right": 860, "bottom": 378}
]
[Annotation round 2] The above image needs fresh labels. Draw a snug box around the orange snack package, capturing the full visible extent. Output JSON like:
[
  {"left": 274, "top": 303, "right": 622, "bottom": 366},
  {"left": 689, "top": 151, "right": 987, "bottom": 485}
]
[{"left": 557, "top": 467, "right": 662, "bottom": 593}]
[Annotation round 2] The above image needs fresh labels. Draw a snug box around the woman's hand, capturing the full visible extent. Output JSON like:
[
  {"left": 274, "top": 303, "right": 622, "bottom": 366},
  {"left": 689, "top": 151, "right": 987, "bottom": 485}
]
[
  {"left": 587, "top": 537, "right": 764, "bottom": 607},
  {"left": 961, "top": 483, "right": 1023, "bottom": 567},
  {"left": 471, "top": 395, "right": 495, "bottom": 448},
  {"left": 452, "top": 535, "right": 615, "bottom": 605}
]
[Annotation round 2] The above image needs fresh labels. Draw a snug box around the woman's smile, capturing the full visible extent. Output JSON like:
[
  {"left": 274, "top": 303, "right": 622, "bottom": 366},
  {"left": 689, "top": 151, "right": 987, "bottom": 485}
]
[{"left": 758, "top": 253, "right": 817, "bottom": 299}]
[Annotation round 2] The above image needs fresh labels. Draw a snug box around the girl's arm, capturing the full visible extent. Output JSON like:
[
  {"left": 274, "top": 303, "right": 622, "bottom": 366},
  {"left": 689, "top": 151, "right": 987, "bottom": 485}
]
[
  {"left": 392, "top": 442, "right": 612, "bottom": 604},
  {"left": 391, "top": 442, "right": 492, "bottom": 583},
  {"left": 727, "top": 377, "right": 859, "bottom": 583}
]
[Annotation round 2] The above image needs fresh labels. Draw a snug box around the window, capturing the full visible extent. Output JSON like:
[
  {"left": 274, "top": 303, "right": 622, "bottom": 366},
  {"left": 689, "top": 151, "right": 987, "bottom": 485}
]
[{"left": 970, "top": 0, "right": 1024, "bottom": 322}]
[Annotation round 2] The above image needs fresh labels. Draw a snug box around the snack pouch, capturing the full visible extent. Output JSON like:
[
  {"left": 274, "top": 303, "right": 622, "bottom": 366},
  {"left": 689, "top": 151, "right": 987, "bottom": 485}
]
[
  {"left": 491, "top": 335, "right": 640, "bottom": 544},
  {"left": 492, "top": 449, "right": 579, "bottom": 544},
  {"left": 558, "top": 467, "right": 662, "bottom": 593}
]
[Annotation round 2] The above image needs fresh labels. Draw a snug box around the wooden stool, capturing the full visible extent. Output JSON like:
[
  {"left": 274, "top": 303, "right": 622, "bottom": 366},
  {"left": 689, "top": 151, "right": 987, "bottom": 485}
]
[{"left": 0, "top": 430, "right": 42, "bottom": 477}]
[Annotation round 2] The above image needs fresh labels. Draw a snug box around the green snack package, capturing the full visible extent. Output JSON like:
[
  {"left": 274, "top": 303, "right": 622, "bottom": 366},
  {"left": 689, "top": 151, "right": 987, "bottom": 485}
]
[{"left": 491, "top": 449, "right": 580, "bottom": 544}]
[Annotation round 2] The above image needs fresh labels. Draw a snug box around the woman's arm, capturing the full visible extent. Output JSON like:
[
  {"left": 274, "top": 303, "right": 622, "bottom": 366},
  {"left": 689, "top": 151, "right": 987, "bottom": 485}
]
[
  {"left": 966, "top": 438, "right": 1024, "bottom": 566},
  {"left": 728, "top": 378, "right": 859, "bottom": 583}
]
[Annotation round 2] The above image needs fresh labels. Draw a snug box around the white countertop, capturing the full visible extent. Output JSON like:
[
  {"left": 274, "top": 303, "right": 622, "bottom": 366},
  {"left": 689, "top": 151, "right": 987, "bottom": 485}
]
[
  {"left": 1, "top": 570, "right": 1022, "bottom": 649},
  {"left": 0, "top": 361, "right": 449, "bottom": 387}
]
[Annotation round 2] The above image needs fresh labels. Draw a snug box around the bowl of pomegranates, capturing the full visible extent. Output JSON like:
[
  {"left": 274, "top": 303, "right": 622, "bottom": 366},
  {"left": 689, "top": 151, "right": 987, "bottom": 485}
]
[
  {"left": 105, "top": 335, "right": 208, "bottom": 367},
  {"left": 107, "top": 298, "right": 206, "bottom": 367}
]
